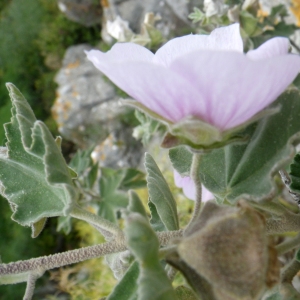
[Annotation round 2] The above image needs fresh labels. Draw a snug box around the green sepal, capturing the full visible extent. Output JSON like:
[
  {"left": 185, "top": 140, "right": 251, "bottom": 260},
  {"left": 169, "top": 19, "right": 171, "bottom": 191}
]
[
  {"left": 0, "top": 83, "right": 78, "bottom": 229},
  {"left": 125, "top": 212, "right": 178, "bottom": 300},
  {"left": 144, "top": 153, "right": 179, "bottom": 231}
]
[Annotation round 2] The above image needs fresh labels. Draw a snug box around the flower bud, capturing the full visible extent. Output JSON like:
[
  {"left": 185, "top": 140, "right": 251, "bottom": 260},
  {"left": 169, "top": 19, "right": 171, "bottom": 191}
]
[{"left": 178, "top": 201, "right": 279, "bottom": 299}]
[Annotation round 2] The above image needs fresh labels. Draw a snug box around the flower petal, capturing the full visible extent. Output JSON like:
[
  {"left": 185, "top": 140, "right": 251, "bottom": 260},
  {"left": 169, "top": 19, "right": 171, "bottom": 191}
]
[
  {"left": 87, "top": 55, "right": 208, "bottom": 123},
  {"left": 174, "top": 171, "right": 213, "bottom": 202},
  {"left": 153, "top": 23, "right": 243, "bottom": 66},
  {"left": 170, "top": 50, "right": 300, "bottom": 129},
  {"left": 247, "top": 37, "right": 290, "bottom": 60},
  {"left": 86, "top": 42, "right": 154, "bottom": 73}
]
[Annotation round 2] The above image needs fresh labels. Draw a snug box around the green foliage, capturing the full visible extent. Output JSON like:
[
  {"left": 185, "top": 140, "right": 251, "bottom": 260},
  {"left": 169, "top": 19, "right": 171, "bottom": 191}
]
[
  {"left": 106, "top": 261, "right": 139, "bottom": 300},
  {"left": 37, "top": 0, "right": 101, "bottom": 60},
  {"left": 170, "top": 89, "right": 300, "bottom": 203},
  {"left": 145, "top": 153, "right": 179, "bottom": 231},
  {"left": 134, "top": 110, "right": 165, "bottom": 145},
  {"left": 290, "top": 153, "right": 300, "bottom": 193},
  {"left": 169, "top": 146, "right": 192, "bottom": 177},
  {"left": 188, "top": 7, "right": 205, "bottom": 24},
  {"left": 0, "top": 84, "right": 77, "bottom": 229},
  {"left": 125, "top": 213, "right": 178, "bottom": 300}
]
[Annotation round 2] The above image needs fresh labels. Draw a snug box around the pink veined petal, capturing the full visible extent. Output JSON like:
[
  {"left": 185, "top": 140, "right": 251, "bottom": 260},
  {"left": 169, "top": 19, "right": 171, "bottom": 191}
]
[
  {"left": 153, "top": 23, "right": 243, "bottom": 66},
  {"left": 247, "top": 37, "right": 290, "bottom": 60},
  {"left": 170, "top": 50, "right": 300, "bottom": 130},
  {"left": 87, "top": 54, "right": 208, "bottom": 123},
  {"left": 173, "top": 171, "right": 213, "bottom": 202}
]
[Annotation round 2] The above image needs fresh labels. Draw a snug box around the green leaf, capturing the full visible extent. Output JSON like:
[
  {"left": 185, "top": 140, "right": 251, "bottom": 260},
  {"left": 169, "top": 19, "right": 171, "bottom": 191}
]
[
  {"left": 31, "top": 217, "right": 47, "bottom": 238},
  {"left": 128, "top": 190, "right": 147, "bottom": 219},
  {"left": 119, "top": 168, "right": 147, "bottom": 190},
  {"left": 133, "top": 110, "right": 164, "bottom": 146},
  {"left": 144, "top": 153, "right": 179, "bottom": 231},
  {"left": 56, "top": 215, "right": 72, "bottom": 235},
  {"left": 106, "top": 261, "right": 139, "bottom": 300},
  {"left": 0, "top": 83, "right": 77, "bottom": 228},
  {"left": 169, "top": 146, "right": 192, "bottom": 177},
  {"left": 148, "top": 201, "right": 166, "bottom": 232},
  {"left": 125, "top": 213, "right": 177, "bottom": 300},
  {"left": 199, "top": 90, "right": 300, "bottom": 203},
  {"left": 98, "top": 168, "right": 128, "bottom": 223},
  {"left": 174, "top": 286, "right": 198, "bottom": 300}
]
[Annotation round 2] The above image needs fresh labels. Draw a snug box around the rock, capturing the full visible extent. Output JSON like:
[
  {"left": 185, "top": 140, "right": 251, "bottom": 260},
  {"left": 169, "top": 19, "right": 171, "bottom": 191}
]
[
  {"left": 52, "top": 44, "right": 126, "bottom": 148},
  {"left": 57, "top": 0, "right": 102, "bottom": 27},
  {"left": 52, "top": 44, "right": 144, "bottom": 168},
  {"left": 103, "top": 0, "right": 203, "bottom": 40}
]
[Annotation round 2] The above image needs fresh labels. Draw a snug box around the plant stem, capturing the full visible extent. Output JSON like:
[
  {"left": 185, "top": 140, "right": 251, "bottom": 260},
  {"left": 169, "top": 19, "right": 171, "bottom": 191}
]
[
  {"left": 23, "top": 273, "right": 40, "bottom": 300},
  {"left": 70, "top": 205, "right": 123, "bottom": 238},
  {"left": 281, "top": 257, "right": 300, "bottom": 283},
  {"left": 276, "top": 233, "right": 300, "bottom": 255},
  {"left": 0, "top": 230, "right": 182, "bottom": 277},
  {"left": 185, "top": 153, "right": 202, "bottom": 232}
]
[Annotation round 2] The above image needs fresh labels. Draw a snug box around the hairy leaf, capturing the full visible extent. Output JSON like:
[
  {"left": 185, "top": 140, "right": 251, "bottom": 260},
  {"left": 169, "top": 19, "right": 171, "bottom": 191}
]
[
  {"left": 128, "top": 190, "right": 147, "bottom": 218},
  {"left": 125, "top": 213, "right": 177, "bottom": 300},
  {"left": 169, "top": 146, "right": 192, "bottom": 176},
  {"left": 0, "top": 84, "right": 77, "bottom": 228},
  {"left": 144, "top": 153, "right": 179, "bottom": 231},
  {"left": 106, "top": 261, "right": 139, "bottom": 300}
]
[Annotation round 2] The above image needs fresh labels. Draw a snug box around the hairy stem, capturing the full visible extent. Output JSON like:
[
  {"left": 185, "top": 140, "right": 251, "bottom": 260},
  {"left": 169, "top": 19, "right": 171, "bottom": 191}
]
[
  {"left": 276, "top": 233, "right": 300, "bottom": 255},
  {"left": 281, "top": 257, "right": 300, "bottom": 284},
  {"left": 185, "top": 153, "right": 202, "bottom": 232},
  {"left": 0, "top": 230, "right": 182, "bottom": 277},
  {"left": 70, "top": 205, "right": 123, "bottom": 238},
  {"left": 23, "top": 273, "right": 40, "bottom": 300}
]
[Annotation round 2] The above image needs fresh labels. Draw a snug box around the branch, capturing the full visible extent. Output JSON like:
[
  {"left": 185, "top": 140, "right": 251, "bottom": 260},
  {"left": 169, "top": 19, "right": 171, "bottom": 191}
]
[
  {"left": 0, "top": 230, "right": 182, "bottom": 277},
  {"left": 276, "top": 233, "right": 300, "bottom": 255},
  {"left": 70, "top": 205, "right": 123, "bottom": 238}
]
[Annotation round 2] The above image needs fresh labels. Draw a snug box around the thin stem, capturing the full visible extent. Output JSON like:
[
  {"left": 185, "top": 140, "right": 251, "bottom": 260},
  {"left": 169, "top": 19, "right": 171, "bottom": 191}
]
[
  {"left": 185, "top": 153, "right": 202, "bottom": 232},
  {"left": 276, "top": 233, "right": 300, "bottom": 255},
  {"left": 0, "top": 230, "right": 182, "bottom": 277},
  {"left": 70, "top": 205, "right": 123, "bottom": 238},
  {"left": 281, "top": 257, "right": 300, "bottom": 284},
  {"left": 23, "top": 273, "right": 40, "bottom": 300}
]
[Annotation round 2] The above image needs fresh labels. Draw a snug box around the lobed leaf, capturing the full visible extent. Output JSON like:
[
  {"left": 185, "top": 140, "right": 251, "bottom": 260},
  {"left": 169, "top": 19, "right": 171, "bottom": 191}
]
[
  {"left": 144, "top": 153, "right": 179, "bottom": 231},
  {"left": 0, "top": 83, "right": 77, "bottom": 229}
]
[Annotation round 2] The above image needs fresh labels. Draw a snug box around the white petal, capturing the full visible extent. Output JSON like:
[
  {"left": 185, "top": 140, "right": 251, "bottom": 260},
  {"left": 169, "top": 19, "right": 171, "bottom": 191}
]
[
  {"left": 153, "top": 23, "right": 243, "bottom": 66},
  {"left": 247, "top": 37, "right": 290, "bottom": 60}
]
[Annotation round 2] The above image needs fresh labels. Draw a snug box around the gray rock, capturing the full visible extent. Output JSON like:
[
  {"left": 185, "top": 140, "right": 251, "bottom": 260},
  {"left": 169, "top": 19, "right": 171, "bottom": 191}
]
[
  {"left": 52, "top": 44, "right": 126, "bottom": 148},
  {"left": 52, "top": 44, "right": 144, "bottom": 168},
  {"left": 105, "top": 0, "right": 203, "bottom": 38},
  {"left": 57, "top": 0, "right": 102, "bottom": 27}
]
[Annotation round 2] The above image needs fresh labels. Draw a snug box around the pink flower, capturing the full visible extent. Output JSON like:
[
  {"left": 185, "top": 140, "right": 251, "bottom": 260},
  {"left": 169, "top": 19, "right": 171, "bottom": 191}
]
[
  {"left": 86, "top": 24, "right": 300, "bottom": 131},
  {"left": 174, "top": 170, "right": 213, "bottom": 202}
]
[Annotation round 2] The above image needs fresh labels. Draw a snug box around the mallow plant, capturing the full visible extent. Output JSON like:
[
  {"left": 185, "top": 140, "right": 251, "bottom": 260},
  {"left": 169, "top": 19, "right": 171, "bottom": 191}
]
[{"left": 1, "top": 24, "right": 300, "bottom": 299}]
